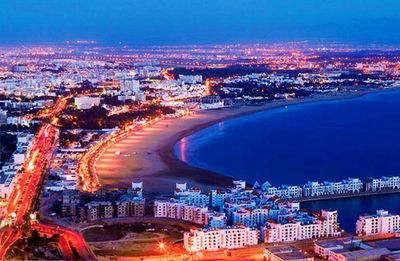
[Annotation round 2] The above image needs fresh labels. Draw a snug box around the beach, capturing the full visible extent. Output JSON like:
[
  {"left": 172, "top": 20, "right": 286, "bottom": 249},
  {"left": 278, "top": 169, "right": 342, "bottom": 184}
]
[{"left": 95, "top": 88, "right": 393, "bottom": 193}]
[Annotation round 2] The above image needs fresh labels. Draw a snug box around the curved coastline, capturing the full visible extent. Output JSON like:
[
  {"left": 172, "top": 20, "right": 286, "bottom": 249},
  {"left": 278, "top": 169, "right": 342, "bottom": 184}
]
[
  {"left": 95, "top": 87, "right": 397, "bottom": 194},
  {"left": 170, "top": 87, "right": 400, "bottom": 188}
]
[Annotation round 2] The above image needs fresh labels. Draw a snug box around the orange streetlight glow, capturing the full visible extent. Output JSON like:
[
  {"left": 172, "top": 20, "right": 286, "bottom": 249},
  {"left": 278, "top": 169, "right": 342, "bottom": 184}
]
[{"left": 158, "top": 242, "right": 165, "bottom": 251}]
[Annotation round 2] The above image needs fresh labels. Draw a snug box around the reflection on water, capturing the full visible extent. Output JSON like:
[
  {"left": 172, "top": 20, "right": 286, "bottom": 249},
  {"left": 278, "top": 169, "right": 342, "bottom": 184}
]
[
  {"left": 179, "top": 137, "right": 188, "bottom": 162},
  {"left": 174, "top": 89, "right": 400, "bottom": 232},
  {"left": 302, "top": 193, "right": 400, "bottom": 232}
]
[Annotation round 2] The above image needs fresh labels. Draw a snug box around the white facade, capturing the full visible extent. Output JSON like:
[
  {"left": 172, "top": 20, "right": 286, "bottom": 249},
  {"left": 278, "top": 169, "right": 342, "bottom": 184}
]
[
  {"left": 179, "top": 74, "right": 203, "bottom": 84},
  {"left": 366, "top": 176, "right": 400, "bottom": 192},
  {"left": 74, "top": 96, "right": 100, "bottom": 109},
  {"left": 184, "top": 226, "right": 258, "bottom": 252},
  {"left": 264, "top": 210, "right": 340, "bottom": 243},
  {"left": 264, "top": 221, "right": 321, "bottom": 243},
  {"left": 303, "top": 178, "right": 363, "bottom": 197},
  {"left": 356, "top": 210, "right": 400, "bottom": 236},
  {"left": 153, "top": 201, "right": 210, "bottom": 226},
  {"left": 120, "top": 78, "right": 140, "bottom": 93},
  {"left": 0, "top": 173, "right": 16, "bottom": 199},
  {"left": 131, "top": 181, "right": 143, "bottom": 197},
  {"left": 154, "top": 200, "right": 184, "bottom": 219},
  {"left": 210, "top": 190, "right": 231, "bottom": 208},
  {"left": 232, "top": 207, "right": 270, "bottom": 226},
  {"left": 265, "top": 185, "right": 302, "bottom": 199}
]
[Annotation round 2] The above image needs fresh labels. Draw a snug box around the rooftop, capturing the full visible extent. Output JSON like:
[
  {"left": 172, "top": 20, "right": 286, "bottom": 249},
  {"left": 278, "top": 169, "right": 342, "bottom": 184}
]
[{"left": 265, "top": 245, "right": 311, "bottom": 260}]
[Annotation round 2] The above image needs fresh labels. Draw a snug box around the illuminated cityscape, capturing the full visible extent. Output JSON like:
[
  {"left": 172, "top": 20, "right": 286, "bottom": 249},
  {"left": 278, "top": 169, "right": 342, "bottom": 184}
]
[{"left": 1, "top": 1, "right": 400, "bottom": 260}]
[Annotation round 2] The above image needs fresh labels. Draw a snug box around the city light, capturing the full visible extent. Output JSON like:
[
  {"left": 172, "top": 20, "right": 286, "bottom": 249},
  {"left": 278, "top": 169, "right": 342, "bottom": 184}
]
[{"left": 158, "top": 242, "right": 166, "bottom": 251}]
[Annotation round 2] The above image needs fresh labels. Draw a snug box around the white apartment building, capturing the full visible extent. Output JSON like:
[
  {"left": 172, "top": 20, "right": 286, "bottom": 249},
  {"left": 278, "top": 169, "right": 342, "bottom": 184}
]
[
  {"left": 264, "top": 210, "right": 340, "bottom": 243},
  {"left": 319, "top": 210, "right": 341, "bottom": 238},
  {"left": 356, "top": 210, "right": 400, "bottom": 236},
  {"left": 153, "top": 200, "right": 210, "bottom": 226},
  {"left": 174, "top": 182, "right": 190, "bottom": 197},
  {"left": 184, "top": 226, "right": 258, "bottom": 252},
  {"left": 182, "top": 205, "right": 209, "bottom": 225},
  {"left": 264, "top": 220, "right": 321, "bottom": 243},
  {"left": 303, "top": 178, "right": 363, "bottom": 197},
  {"left": 130, "top": 181, "right": 143, "bottom": 197},
  {"left": 208, "top": 213, "right": 227, "bottom": 228},
  {"left": 179, "top": 74, "right": 203, "bottom": 84},
  {"left": 174, "top": 184, "right": 210, "bottom": 206},
  {"left": 185, "top": 187, "right": 210, "bottom": 206},
  {"left": 0, "top": 172, "right": 16, "bottom": 199},
  {"left": 120, "top": 78, "right": 140, "bottom": 93},
  {"left": 154, "top": 200, "right": 184, "bottom": 219},
  {"left": 210, "top": 189, "right": 231, "bottom": 208},
  {"left": 232, "top": 207, "right": 270, "bottom": 226},
  {"left": 265, "top": 185, "right": 303, "bottom": 199},
  {"left": 74, "top": 96, "right": 100, "bottom": 109},
  {"left": 366, "top": 176, "right": 400, "bottom": 192}
]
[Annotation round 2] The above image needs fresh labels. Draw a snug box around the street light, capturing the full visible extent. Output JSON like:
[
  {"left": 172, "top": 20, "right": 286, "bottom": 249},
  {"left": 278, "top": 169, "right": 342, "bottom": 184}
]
[{"left": 158, "top": 242, "right": 165, "bottom": 251}]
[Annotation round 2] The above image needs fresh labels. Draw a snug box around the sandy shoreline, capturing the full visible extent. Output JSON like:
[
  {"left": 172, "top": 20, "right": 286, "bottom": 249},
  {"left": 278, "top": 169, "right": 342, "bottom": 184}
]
[{"left": 95, "top": 87, "right": 396, "bottom": 193}]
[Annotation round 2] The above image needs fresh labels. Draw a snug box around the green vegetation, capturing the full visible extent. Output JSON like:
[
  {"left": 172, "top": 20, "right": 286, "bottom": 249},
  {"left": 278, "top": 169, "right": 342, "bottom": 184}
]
[
  {"left": 0, "top": 132, "right": 17, "bottom": 167},
  {"left": 6, "top": 230, "right": 63, "bottom": 260}
]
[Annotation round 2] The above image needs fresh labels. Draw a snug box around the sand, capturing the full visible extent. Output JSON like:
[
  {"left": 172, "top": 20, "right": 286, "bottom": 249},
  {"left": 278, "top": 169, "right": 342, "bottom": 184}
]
[{"left": 95, "top": 88, "right": 394, "bottom": 193}]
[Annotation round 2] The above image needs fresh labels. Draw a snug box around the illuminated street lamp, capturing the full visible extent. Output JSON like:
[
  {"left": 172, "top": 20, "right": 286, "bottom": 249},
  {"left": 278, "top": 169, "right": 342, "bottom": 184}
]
[{"left": 158, "top": 242, "right": 165, "bottom": 251}]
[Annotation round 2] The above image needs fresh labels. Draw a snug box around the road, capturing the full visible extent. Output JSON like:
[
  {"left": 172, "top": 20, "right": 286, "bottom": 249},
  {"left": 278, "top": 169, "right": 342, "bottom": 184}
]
[
  {"left": 33, "top": 223, "right": 96, "bottom": 260},
  {"left": 0, "top": 97, "right": 97, "bottom": 260},
  {"left": 0, "top": 123, "right": 56, "bottom": 258}
]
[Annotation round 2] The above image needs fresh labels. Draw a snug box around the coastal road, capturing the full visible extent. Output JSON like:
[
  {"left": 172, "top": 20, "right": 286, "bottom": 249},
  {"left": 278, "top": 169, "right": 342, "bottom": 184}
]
[
  {"left": 0, "top": 97, "right": 96, "bottom": 260},
  {"left": 0, "top": 123, "right": 57, "bottom": 258}
]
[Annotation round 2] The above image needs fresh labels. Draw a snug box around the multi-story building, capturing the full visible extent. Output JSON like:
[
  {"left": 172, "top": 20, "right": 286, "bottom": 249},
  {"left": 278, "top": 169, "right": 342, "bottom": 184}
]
[
  {"left": 232, "top": 207, "right": 270, "bottom": 227},
  {"left": 182, "top": 205, "right": 209, "bottom": 225},
  {"left": 365, "top": 176, "right": 400, "bottom": 192},
  {"left": 120, "top": 78, "right": 140, "bottom": 93},
  {"left": 130, "top": 181, "right": 144, "bottom": 198},
  {"left": 61, "top": 190, "right": 80, "bottom": 217},
  {"left": 186, "top": 187, "right": 210, "bottom": 206},
  {"left": 263, "top": 210, "right": 340, "bottom": 243},
  {"left": 208, "top": 212, "right": 227, "bottom": 228},
  {"left": 80, "top": 201, "right": 113, "bottom": 221},
  {"left": 154, "top": 200, "right": 184, "bottom": 219},
  {"left": 263, "top": 184, "right": 302, "bottom": 199},
  {"left": 115, "top": 195, "right": 145, "bottom": 217},
  {"left": 303, "top": 178, "right": 363, "bottom": 197},
  {"left": 153, "top": 200, "right": 210, "bottom": 226},
  {"left": 74, "top": 96, "right": 100, "bottom": 109},
  {"left": 318, "top": 210, "right": 341, "bottom": 238},
  {"left": 210, "top": 189, "right": 231, "bottom": 208},
  {"left": 356, "top": 210, "right": 400, "bottom": 236},
  {"left": 0, "top": 171, "right": 16, "bottom": 199},
  {"left": 179, "top": 74, "right": 203, "bottom": 84},
  {"left": 184, "top": 226, "right": 258, "bottom": 252},
  {"left": 264, "top": 219, "right": 320, "bottom": 243},
  {"left": 314, "top": 237, "right": 362, "bottom": 259}
]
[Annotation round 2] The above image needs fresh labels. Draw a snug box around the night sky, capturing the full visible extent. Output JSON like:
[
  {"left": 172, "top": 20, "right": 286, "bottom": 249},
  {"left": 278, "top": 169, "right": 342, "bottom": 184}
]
[{"left": 1, "top": 0, "right": 400, "bottom": 45}]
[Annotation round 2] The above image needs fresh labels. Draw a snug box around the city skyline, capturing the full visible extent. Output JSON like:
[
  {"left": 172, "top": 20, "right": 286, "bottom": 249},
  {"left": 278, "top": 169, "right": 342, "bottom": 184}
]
[{"left": 1, "top": 2, "right": 400, "bottom": 260}]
